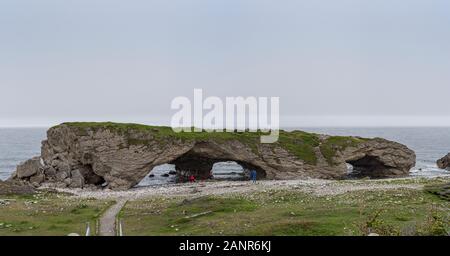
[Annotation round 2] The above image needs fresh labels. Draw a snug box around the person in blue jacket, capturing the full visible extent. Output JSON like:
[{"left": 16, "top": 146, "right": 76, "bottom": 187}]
[{"left": 250, "top": 170, "right": 257, "bottom": 183}]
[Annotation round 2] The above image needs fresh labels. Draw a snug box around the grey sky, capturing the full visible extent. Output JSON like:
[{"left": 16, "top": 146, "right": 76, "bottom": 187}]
[{"left": 1, "top": 0, "right": 450, "bottom": 127}]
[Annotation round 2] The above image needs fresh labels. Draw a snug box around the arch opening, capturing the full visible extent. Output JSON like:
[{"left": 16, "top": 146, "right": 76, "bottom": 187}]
[
  {"left": 346, "top": 155, "right": 389, "bottom": 178},
  {"left": 169, "top": 153, "right": 267, "bottom": 181},
  {"left": 136, "top": 152, "right": 267, "bottom": 187}
]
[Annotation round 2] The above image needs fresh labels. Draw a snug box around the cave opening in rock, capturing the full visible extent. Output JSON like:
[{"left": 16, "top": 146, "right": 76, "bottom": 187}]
[
  {"left": 346, "top": 155, "right": 388, "bottom": 178},
  {"left": 136, "top": 156, "right": 267, "bottom": 187},
  {"left": 79, "top": 164, "right": 105, "bottom": 186},
  {"left": 169, "top": 153, "right": 267, "bottom": 182}
]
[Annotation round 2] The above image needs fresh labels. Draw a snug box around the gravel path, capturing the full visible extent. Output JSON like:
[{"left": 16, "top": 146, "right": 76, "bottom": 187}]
[{"left": 99, "top": 198, "right": 127, "bottom": 236}]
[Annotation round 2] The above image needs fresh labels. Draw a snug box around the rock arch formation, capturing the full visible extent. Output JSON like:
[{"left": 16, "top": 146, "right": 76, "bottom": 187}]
[{"left": 10, "top": 123, "right": 416, "bottom": 190}]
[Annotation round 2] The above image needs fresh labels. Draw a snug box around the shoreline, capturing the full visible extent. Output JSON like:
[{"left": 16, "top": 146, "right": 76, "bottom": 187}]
[{"left": 44, "top": 175, "right": 450, "bottom": 201}]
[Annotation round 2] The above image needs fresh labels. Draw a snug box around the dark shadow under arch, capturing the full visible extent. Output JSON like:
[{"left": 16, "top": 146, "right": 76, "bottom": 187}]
[
  {"left": 346, "top": 155, "right": 389, "bottom": 178},
  {"left": 169, "top": 152, "right": 267, "bottom": 181}
]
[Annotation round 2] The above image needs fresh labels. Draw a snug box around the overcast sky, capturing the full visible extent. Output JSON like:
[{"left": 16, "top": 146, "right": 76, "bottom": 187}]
[{"left": 1, "top": 0, "right": 450, "bottom": 127}]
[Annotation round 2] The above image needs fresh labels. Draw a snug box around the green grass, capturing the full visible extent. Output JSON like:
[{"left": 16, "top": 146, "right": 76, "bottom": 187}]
[
  {"left": 0, "top": 192, "right": 113, "bottom": 236},
  {"left": 61, "top": 122, "right": 365, "bottom": 166},
  {"left": 63, "top": 122, "right": 263, "bottom": 149},
  {"left": 2, "top": 178, "right": 449, "bottom": 236},
  {"left": 276, "top": 130, "right": 321, "bottom": 165},
  {"left": 320, "top": 136, "right": 366, "bottom": 165},
  {"left": 424, "top": 182, "right": 450, "bottom": 201},
  {"left": 119, "top": 188, "right": 450, "bottom": 236}
]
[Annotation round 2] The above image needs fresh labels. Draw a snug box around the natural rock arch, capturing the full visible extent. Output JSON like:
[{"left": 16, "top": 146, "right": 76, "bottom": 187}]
[
  {"left": 10, "top": 123, "right": 416, "bottom": 190},
  {"left": 168, "top": 142, "right": 267, "bottom": 180},
  {"left": 345, "top": 155, "right": 390, "bottom": 178}
]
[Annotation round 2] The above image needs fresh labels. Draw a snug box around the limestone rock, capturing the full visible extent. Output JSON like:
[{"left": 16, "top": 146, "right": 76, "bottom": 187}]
[
  {"left": 64, "top": 178, "right": 72, "bottom": 186},
  {"left": 437, "top": 153, "right": 450, "bottom": 170},
  {"left": 55, "top": 182, "right": 68, "bottom": 188},
  {"left": 56, "top": 170, "right": 69, "bottom": 182},
  {"left": 341, "top": 138, "right": 416, "bottom": 178},
  {"left": 69, "top": 169, "right": 85, "bottom": 188},
  {"left": 44, "top": 166, "right": 57, "bottom": 179},
  {"left": 16, "top": 157, "right": 41, "bottom": 178},
  {"left": 30, "top": 173, "right": 45, "bottom": 184},
  {"left": 10, "top": 122, "right": 416, "bottom": 190}
]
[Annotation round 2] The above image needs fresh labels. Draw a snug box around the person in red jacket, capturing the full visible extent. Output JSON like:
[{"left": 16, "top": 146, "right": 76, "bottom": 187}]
[{"left": 189, "top": 175, "right": 196, "bottom": 183}]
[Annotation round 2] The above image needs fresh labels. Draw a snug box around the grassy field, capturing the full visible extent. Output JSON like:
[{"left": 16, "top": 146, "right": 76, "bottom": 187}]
[
  {"left": 0, "top": 191, "right": 113, "bottom": 236},
  {"left": 1, "top": 177, "right": 449, "bottom": 236},
  {"left": 119, "top": 186, "right": 450, "bottom": 236}
]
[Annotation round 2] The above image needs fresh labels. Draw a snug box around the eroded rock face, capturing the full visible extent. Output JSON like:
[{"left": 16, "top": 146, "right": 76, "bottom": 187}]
[
  {"left": 10, "top": 123, "right": 417, "bottom": 190},
  {"left": 342, "top": 138, "right": 417, "bottom": 178},
  {"left": 437, "top": 153, "right": 450, "bottom": 170},
  {"left": 16, "top": 157, "right": 42, "bottom": 179}
]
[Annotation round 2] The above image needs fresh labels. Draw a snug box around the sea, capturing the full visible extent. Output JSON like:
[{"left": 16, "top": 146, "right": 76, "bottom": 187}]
[{"left": 0, "top": 127, "right": 449, "bottom": 186}]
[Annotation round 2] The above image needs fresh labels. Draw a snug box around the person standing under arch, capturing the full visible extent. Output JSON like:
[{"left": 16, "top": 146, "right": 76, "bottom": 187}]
[{"left": 250, "top": 170, "right": 257, "bottom": 183}]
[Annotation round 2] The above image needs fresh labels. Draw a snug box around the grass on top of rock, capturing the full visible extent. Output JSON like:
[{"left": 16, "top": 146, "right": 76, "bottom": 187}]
[
  {"left": 119, "top": 187, "right": 450, "bottom": 236},
  {"left": 0, "top": 191, "right": 113, "bottom": 236},
  {"left": 320, "top": 136, "right": 367, "bottom": 165},
  {"left": 276, "top": 130, "right": 321, "bottom": 165},
  {"left": 61, "top": 122, "right": 365, "bottom": 165}
]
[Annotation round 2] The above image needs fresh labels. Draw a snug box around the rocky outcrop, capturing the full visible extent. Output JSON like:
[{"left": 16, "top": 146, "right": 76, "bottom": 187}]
[
  {"left": 10, "top": 122, "right": 416, "bottom": 190},
  {"left": 437, "top": 153, "right": 450, "bottom": 170},
  {"left": 0, "top": 180, "right": 35, "bottom": 195},
  {"left": 341, "top": 138, "right": 417, "bottom": 178}
]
